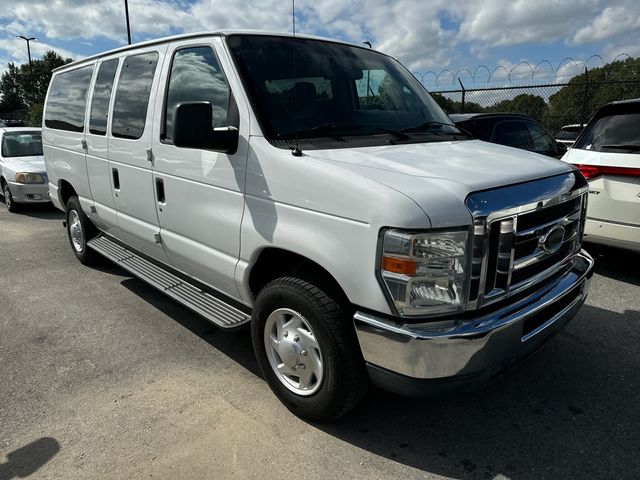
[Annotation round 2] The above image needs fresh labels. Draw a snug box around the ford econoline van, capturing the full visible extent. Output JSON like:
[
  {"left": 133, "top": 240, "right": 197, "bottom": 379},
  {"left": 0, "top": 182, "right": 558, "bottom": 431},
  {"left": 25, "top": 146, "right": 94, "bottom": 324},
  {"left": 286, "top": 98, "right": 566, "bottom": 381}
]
[{"left": 43, "top": 31, "right": 594, "bottom": 421}]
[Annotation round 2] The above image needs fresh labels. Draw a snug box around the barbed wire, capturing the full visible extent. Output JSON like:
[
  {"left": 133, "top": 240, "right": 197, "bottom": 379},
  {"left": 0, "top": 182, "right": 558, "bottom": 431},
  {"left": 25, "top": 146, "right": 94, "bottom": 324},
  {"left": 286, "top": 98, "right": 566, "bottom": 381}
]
[{"left": 414, "top": 53, "right": 637, "bottom": 88}]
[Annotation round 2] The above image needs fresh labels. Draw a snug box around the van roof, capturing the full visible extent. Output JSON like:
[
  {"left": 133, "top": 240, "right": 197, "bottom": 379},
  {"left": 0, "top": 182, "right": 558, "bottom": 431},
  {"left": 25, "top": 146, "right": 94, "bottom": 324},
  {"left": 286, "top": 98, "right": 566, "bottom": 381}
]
[{"left": 53, "top": 30, "right": 369, "bottom": 73}]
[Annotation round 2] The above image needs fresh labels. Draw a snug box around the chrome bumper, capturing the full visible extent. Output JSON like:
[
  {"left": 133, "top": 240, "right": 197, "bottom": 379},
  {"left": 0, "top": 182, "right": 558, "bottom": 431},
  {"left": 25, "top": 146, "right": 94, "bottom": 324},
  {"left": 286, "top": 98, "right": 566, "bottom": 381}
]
[
  {"left": 354, "top": 251, "right": 594, "bottom": 389},
  {"left": 8, "top": 180, "right": 51, "bottom": 203}
]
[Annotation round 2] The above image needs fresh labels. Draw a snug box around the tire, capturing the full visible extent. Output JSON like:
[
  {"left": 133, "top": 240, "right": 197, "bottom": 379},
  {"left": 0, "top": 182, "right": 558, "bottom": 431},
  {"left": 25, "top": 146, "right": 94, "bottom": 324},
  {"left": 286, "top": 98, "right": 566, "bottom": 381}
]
[
  {"left": 65, "top": 196, "right": 100, "bottom": 265},
  {"left": 2, "top": 182, "right": 20, "bottom": 213},
  {"left": 251, "top": 276, "right": 368, "bottom": 422}
]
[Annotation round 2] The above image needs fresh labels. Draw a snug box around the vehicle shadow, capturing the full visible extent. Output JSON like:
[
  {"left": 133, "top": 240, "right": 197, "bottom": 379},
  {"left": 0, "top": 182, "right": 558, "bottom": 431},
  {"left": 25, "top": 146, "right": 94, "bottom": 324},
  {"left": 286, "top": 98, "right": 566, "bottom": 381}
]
[
  {"left": 318, "top": 303, "right": 640, "bottom": 479},
  {"left": 585, "top": 242, "right": 640, "bottom": 286},
  {"left": 0, "top": 199, "right": 63, "bottom": 221},
  {"left": 115, "top": 269, "right": 640, "bottom": 479},
  {"left": 0, "top": 437, "right": 60, "bottom": 480},
  {"left": 119, "top": 277, "right": 259, "bottom": 376}
]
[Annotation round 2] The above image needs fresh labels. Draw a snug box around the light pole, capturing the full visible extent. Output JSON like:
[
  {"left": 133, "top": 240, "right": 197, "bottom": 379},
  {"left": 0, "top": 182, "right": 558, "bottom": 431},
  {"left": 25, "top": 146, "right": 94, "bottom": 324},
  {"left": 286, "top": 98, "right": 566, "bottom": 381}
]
[
  {"left": 124, "top": 0, "right": 132, "bottom": 44},
  {"left": 16, "top": 35, "right": 36, "bottom": 104}
]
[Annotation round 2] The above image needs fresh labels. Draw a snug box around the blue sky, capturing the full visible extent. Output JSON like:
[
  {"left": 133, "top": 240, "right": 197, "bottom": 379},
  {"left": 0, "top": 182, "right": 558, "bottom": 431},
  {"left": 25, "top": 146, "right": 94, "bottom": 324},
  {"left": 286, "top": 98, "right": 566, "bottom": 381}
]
[{"left": 1, "top": 0, "right": 639, "bottom": 88}]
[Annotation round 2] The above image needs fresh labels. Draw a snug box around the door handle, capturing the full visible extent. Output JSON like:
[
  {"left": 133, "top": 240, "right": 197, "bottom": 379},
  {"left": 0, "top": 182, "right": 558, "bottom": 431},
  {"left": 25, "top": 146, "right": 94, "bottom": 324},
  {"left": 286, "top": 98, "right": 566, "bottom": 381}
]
[
  {"left": 112, "top": 168, "right": 120, "bottom": 190},
  {"left": 81, "top": 139, "right": 88, "bottom": 150},
  {"left": 155, "top": 178, "right": 165, "bottom": 204}
]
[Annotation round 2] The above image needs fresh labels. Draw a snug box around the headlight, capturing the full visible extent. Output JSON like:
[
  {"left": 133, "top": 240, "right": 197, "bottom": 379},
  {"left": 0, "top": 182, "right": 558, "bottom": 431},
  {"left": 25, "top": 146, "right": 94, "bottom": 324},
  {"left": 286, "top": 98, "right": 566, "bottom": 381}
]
[
  {"left": 380, "top": 229, "right": 469, "bottom": 316},
  {"left": 15, "top": 172, "right": 45, "bottom": 184}
]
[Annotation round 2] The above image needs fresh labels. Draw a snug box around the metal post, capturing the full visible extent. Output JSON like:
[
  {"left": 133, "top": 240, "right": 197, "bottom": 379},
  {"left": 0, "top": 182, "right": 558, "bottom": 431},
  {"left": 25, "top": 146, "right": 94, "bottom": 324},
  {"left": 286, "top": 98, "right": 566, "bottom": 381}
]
[
  {"left": 124, "top": 0, "right": 132, "bottom": 45},
  {"left": 458, "top": 78, "right": 466, "bottom": 114},
  {"left": 16, "top": 35, "right": 36, "bottom": 104},
  {"left": 582, "top": 67, "right": 589, "bottom": 125}
]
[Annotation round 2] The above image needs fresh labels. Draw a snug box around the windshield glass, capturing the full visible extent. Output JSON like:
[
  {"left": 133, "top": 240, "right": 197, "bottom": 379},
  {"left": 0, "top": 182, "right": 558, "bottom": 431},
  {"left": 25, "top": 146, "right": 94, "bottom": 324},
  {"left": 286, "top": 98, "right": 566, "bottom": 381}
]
[
  {"left": 1, "top": 131, "right": 43, "bottom": 157},
  {"left": 227, "top": 35, "right": 464, "bottom": 148},
  {"left": 574, "top": 112, "right": 640, "bottom": 153}
]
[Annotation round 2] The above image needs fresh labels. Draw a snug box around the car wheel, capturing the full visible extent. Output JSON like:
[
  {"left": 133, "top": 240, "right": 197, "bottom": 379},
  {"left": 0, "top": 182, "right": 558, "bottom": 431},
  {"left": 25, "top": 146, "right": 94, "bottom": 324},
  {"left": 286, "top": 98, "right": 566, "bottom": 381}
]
[
  {"left": 252, "top": 276, "right": 368, "bottom": 422},
  {"left": 2, "top": 182, "right": 20, "bottom": 213},
  {"left": 66, "top": 196, "right": 100, "bottom": 265}
]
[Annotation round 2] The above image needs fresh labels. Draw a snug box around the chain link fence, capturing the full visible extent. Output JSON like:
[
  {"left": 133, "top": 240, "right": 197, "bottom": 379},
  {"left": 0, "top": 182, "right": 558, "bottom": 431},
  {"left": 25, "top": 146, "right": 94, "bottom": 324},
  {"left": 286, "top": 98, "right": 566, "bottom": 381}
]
[{"left": 429, "top": 79, "right": 640, "bottom": 136}]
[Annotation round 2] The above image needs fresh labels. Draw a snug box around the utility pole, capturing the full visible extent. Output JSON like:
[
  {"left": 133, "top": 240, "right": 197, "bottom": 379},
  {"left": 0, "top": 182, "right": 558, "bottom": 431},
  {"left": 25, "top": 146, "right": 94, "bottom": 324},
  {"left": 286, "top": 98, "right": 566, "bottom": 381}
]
[
  {"left": 16, "top": 35, "right": 36, "bottom": 104},
  {"left": 124, "top": 0, "right": 132, "bottom": 45}
]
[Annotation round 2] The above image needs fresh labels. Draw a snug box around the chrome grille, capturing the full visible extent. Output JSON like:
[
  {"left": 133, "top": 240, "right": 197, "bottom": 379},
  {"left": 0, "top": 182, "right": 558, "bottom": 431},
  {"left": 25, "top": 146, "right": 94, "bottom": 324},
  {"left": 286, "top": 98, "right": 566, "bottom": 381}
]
[{"left": 466, "top": 172, "right": 588, "bottom": 310}]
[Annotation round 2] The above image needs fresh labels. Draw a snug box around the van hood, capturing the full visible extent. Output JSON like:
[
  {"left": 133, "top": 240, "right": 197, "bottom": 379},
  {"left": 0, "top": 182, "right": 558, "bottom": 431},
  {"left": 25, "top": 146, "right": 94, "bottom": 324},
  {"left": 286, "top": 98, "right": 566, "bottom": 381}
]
[
  {"left": 307, "top": 139, "right": 571, "bottom": 191},
  {"left": 306, "top": 139, "right": 575, "bottom": 228},
  {"left": 3, "top": 155, "right": 45, "bottom": 172}
]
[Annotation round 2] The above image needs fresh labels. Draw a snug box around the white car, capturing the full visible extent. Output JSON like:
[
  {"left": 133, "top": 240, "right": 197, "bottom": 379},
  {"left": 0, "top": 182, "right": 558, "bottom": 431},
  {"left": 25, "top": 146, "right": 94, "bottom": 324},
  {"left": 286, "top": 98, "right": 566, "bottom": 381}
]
[
  {"left": 555, "top": 124, "right": 585, "bottom": 148},
  {"left": 43, "top": 31, "right": 593, "bottom": 421},
  {"left": 563, "top": 99, "right": 640, "bottom": 252},
  {"left": 0, "top": 127, "right": 49, "bottom": 212}
]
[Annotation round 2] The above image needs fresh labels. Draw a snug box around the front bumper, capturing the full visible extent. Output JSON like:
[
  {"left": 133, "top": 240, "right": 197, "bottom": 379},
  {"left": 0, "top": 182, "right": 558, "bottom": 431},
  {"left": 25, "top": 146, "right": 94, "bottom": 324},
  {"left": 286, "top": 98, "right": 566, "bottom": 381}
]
[
  {"left": 8, "top": 180, "right": 51, "bottom": 204},
  {"left": 354, "top": 251, "right": 594, "bottom": 395}
]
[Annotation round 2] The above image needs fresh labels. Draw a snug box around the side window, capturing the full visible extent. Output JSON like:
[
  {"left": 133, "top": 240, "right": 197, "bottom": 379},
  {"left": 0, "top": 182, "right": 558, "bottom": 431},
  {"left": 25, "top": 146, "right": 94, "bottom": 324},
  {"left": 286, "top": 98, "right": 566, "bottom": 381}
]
[
  {"left": 112, "top": 52, "right": 159, "bottom": 140},
  {"left": 355, "top": 69, "right": 414, "bottom": 111},
  {"left": 164, "top": 46, "right": 230, "bottom": 141},
  {"left": 89, "top": 59, "right": 119, "bottom": 136},
  {"left": 44, "top": 65, "right": 94, "bottom": 132},
  {"left": 492, "top": 121, "right": 533, "bottom": 149},
  {"left": 526, "top": 122, "right": 556, "bottom": 152}
]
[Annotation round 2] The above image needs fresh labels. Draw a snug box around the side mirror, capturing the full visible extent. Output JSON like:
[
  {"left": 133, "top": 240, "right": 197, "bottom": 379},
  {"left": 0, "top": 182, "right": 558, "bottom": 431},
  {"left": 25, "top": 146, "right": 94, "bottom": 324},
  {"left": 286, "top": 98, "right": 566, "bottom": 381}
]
[{"left": 173, "top": 101, "right": 238, "bottom": 154}]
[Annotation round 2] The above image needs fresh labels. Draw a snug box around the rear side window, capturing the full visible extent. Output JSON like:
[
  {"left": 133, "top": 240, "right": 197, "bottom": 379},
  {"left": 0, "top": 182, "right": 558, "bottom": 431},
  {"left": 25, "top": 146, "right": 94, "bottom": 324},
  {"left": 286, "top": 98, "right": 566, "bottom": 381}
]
[
  {"left": 112, "top": 52, "right": 159, "bottom": 140},
  {"left": 163, "top": 46, "right": 230, "bottom": 141},
  {"left": 492, "top": 121, "right": 533, "bottom": 149},
  {"left": 574, "top": 113, "right": 640, "bottom": 153},
  {"left": 525, "top": 122, "right": 556, "bottom": 153},
  {"left": 89, "top": 59, "right": 119, "bottom": 136},
  {"left": 45, "top": 65, "right": 94, "bottom": 132}
]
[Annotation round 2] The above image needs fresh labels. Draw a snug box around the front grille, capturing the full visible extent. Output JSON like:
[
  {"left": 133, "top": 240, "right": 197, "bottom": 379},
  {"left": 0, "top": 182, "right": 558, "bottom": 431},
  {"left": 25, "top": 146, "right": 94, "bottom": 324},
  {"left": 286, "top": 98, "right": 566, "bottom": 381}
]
[{"left": 466, "top": 172, "right": 588, "bottom": 309}]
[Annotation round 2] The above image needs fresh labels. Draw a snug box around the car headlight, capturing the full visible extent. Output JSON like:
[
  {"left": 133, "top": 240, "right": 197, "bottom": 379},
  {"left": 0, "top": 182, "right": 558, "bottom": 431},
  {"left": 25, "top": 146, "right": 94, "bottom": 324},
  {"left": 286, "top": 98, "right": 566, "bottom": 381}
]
[
  {"left": 380, "top": 229, "right": 469, "bottom": 316},
  {"left": 15, "top": 172, "right": 45, "bottom": 184}
]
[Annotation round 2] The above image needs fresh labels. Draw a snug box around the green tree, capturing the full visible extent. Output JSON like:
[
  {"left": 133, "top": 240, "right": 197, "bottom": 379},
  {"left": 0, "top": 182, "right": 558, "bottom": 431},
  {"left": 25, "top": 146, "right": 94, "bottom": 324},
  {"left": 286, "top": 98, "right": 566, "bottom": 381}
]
[
  {"left": 431, "top": 92, "right": 484, "bottom": 114},
  {"left": 27, "top": 103, "right": 44, "bottom": 127},
  {"left": 485, "top": 93, "right": 547, "bottom": 122},
  {"left": 546, "top": 56, "right": 640, "bottom": 133},
  {"left": 0, "top": 62, "right": 25, "bottom": 112},
  {"left": 0, "top": 50, "right": 73, "bottom": 111}
]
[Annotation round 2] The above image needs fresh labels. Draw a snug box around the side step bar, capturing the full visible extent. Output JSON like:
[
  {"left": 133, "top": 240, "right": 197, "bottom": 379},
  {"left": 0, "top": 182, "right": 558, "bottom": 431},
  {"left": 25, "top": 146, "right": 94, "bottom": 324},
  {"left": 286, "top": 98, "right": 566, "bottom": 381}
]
[{"left": 87, "top": 236, "right": 250, "bottom": 329}]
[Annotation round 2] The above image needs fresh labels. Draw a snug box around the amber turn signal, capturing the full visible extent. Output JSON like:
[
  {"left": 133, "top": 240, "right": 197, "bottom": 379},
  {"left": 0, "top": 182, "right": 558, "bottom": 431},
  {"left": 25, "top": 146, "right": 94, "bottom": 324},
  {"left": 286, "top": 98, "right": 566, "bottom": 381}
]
[{"left": 382, "top": 256, "right": 416, "bottom": 275}]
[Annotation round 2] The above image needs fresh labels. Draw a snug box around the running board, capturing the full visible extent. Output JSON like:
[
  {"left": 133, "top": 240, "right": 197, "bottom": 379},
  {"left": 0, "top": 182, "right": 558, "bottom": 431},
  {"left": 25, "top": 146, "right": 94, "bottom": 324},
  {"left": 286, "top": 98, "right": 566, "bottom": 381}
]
[{"left": 87, "top": 236, "right": 250, "bottom": 329}]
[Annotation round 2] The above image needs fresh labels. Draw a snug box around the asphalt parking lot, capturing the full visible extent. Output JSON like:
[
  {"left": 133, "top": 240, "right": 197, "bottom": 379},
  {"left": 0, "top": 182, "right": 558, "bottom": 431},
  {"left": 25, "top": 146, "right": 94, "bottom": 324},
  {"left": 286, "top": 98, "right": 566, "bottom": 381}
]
[{"left": 1, "top": 202, "right": 639, "bottom": 480}]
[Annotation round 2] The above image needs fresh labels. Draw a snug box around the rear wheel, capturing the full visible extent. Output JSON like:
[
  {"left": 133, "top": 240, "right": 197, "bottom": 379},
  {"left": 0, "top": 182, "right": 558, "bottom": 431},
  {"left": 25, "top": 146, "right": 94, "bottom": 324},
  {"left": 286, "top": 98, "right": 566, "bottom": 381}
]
[
  {"left": 65, "top": 196, "right": 100, "bottom": 265},
  {"left": 251, "top": 276, "right": 368, "bottom": 422},
  {"left": 2, "top": 182, "right": 20, "bottom": 213}
]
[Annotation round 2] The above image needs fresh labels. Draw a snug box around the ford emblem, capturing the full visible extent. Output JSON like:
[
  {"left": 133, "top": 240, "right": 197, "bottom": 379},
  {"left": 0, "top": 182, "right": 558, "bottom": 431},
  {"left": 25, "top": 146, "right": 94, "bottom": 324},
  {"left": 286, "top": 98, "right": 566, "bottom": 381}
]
[{"left": 540, "top": 225, "right": 565, "bottom": 253}]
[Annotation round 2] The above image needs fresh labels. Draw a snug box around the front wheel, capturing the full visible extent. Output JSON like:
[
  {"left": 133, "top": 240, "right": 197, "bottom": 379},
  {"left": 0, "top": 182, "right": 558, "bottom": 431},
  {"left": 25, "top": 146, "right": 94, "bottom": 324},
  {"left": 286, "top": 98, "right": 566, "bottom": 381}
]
[
  {"left": 251, "top": 277, "right": 368, "bottom": 422},
  {"left": 65, "top": 196, "right": 100, "bottom": 265},
  {"left": 3, "top": 182, "right": 20, "bottom": 213}
]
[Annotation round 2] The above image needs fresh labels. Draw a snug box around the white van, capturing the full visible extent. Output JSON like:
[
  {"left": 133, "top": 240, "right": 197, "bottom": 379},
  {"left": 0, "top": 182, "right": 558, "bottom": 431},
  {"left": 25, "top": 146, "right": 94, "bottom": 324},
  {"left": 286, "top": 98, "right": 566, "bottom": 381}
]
[{"left": 43, "top": 31, "right": 594, "bottom": 421}]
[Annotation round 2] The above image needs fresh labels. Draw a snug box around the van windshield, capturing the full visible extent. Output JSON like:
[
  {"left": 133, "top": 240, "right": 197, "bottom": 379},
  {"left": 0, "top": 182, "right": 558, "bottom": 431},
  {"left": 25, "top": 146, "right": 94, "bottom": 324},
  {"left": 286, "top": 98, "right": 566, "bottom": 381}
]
[
  {"left": 1, "top": 131, "right": 43, "bottom": 158},
  {"left": 227, "top": 34, "right": 467, "bottom": 148}
]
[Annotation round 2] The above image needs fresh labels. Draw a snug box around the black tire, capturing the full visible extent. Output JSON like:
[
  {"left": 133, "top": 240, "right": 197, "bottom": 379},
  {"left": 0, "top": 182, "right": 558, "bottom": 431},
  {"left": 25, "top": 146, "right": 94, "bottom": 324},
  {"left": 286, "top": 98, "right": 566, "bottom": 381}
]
[
  {"left": 65, "top": 196, "right": 100, "bottom": 265},
  {"left": 251, "top": 276, "right": 368, "bottom": 422},
  {"left": 2, "top": 181, "right": 20, "bottom": 213}
]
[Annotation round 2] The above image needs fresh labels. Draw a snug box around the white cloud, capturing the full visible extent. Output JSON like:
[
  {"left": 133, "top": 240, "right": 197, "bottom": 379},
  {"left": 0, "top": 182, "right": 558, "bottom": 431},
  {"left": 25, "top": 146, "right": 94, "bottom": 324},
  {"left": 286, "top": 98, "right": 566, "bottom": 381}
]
[{"left": 572, "top": 3, "right": 640, "bottom": 45}]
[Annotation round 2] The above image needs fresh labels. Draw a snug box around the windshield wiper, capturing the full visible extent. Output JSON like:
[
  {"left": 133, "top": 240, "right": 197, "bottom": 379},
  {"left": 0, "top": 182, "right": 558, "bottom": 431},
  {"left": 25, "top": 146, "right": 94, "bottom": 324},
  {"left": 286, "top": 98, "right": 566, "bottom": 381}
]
[
  {"left": 401, "top": 121, "right": 472, "bottom": 138},
  {"left": 601, "top": 144, "right": 640, "bottom": 152},
  {"left": 280, "top": 123, "right": 409, "bottom": 140}
]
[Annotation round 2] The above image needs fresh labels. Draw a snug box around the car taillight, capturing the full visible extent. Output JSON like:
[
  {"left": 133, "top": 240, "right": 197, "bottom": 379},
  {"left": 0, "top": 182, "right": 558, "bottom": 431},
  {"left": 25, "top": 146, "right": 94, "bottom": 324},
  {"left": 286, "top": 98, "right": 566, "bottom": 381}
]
[{"left": 576, "top": 164, "right": 640, "bottom": 180}]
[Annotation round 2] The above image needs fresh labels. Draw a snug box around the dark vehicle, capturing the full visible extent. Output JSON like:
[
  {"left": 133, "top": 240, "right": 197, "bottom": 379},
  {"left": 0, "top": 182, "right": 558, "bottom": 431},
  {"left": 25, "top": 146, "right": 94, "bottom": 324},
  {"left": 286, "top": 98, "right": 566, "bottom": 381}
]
[
  {"left": 450, "top": 113, "right": 567, "bottom": 158},
  {"left": 556, "top": 124, "right": 585, "bottom": 147}
]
